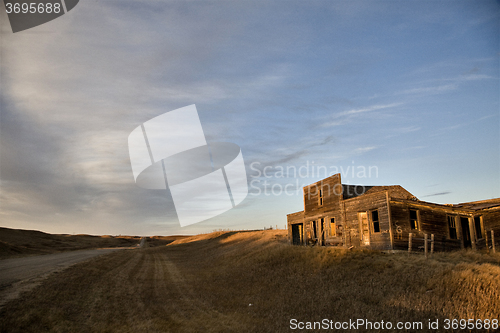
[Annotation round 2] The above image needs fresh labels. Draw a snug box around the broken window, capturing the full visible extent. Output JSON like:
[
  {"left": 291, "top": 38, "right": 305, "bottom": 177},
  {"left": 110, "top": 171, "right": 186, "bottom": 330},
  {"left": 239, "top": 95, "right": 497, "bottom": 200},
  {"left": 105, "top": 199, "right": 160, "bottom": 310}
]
[
  {"left": 371, "top": 210, "right": 380, "bottom": 233},
  {"left": 330, "top": 217, "right": 336, "bottom": 237},
  {"left": 409, "top": 209, "right": 419, "bottom": 230},
  {"left": 318, "top": 188, "right": 323, "bottom": 206},
  {"left": 474, "top": 216, "right": 482, "bottom": 239},
  {"left": 447, "top": 216, "right": 457, "bottom": 240}
]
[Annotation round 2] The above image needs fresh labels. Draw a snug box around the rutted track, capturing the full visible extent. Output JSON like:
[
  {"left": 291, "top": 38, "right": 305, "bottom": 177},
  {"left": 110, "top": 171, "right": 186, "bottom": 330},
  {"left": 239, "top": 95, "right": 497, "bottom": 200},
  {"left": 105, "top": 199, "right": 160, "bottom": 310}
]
[
  {"left": 151, "top": 251, "right": 240, "bottom": 331},
  {"left": 0, "top": 246, "right": 246, "bottom": 333}
]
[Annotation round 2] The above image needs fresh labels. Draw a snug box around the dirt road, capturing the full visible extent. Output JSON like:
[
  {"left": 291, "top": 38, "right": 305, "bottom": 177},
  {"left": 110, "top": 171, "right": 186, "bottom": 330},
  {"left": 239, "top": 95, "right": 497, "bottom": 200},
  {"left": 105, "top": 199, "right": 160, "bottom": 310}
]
[
  {"left": 0, "top": 248, "right": 128, "bottom": 308},
  {"left": 0, "top": 245, "right": 248, "bottom": 332}
]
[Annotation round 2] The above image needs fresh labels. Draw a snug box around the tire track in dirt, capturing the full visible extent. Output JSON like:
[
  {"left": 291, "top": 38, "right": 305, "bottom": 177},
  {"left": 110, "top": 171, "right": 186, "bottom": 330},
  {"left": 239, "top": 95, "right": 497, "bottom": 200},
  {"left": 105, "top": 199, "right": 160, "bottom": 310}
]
[
  {"left": 0, "top": 244, "right": 248, "bottom": 332},
  {"left": 80, "top": 250, "right": 147, "bottom": 328},
  {"left": 146, "top": 250, "right": 245, "bottom": 332}
]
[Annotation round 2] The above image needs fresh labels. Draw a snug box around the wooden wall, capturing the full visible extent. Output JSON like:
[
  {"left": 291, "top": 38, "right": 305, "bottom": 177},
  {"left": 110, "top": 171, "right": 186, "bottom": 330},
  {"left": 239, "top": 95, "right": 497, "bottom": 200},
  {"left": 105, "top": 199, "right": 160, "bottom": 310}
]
[
  {"left": 303, "top": 173, "right": 342, "bottom": 216},
  {"left": 300, "top": 174, "right": 343, "bottom": 245},
  {"left": 482, "top": 208, "right": 500, "bottom": 249},
  {"left": 390, "top": 201, "right": 462, "bottom": 251},
  {"left": 287, "top": 211, "right": 304, "bottom": 244},
  {"left": 386, "top": 198, "right": 500, "bottom": 251},
  {"left": 342, "top": 191, "right": 391, "bottom": 250}
]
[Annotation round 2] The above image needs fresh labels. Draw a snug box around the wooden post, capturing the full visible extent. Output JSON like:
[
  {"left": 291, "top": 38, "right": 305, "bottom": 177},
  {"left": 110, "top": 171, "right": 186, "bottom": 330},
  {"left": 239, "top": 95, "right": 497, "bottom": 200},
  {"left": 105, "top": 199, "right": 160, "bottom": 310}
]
[
  {"left": 492, "top": 230, "right": 496, "bottom": 254},
  {"left": 408, "top": 233, "right": 413, "bottom": 256},
  {"left": 485, "top": 231, "right": 490, "bottom": 254},
  {"left": 424, "top": 233, "right": 428, "bottom": 259},
  {"left": 469, "top": 217, "right": 476, "bottom": 250},
  {"left": 303, "top": 225, "right": 306, "bottom": 246},
  {"left": 431, "top": 234, "right": 434, "bottom": 256}
]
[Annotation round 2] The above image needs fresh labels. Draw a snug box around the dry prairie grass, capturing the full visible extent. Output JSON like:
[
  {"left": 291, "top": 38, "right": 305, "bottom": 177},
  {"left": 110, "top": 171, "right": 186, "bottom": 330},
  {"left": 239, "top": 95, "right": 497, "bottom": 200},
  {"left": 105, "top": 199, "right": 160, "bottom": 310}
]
[{"left": 1, "top": 230, "right": 499, "bottom": 332}]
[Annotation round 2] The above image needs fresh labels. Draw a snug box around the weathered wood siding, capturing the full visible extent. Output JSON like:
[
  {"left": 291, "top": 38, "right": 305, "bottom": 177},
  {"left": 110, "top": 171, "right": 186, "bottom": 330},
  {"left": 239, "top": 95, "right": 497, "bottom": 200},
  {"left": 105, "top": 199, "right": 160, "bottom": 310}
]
[
  {"left": 303, "top": 173, "right": 342, "bottom": 217},
  {"left": 482, "top": 208, "right": 500, "bottom": 249},
  {"left": 301, "top": 174, "right": 344, "bottom": 245},
  {"left": 390, "top": 200, "right": 464, "bottom": 251},
  {"left": 287, "top": 211, "right": 304, "bottom": 244},
  {"left": 343, "top": 191, "right": 391, "bottom": 250}
]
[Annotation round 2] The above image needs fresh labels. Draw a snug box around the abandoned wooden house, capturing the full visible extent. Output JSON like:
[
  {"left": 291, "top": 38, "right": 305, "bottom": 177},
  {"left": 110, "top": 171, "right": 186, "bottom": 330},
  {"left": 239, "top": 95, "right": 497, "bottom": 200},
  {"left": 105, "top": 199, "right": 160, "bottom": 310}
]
[{"left": 287, "top": 173, "right": 500, "bottom": 251}]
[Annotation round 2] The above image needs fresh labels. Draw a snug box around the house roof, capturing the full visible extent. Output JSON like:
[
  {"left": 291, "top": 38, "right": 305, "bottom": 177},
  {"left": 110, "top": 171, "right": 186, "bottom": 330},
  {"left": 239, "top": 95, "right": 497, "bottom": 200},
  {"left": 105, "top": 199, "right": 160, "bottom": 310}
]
[
  {"left": 452, "top": 198, "right": 500, "bottom": 211},
  {"left": 342, "top": 184, "right": 415, "bottom": 200}
]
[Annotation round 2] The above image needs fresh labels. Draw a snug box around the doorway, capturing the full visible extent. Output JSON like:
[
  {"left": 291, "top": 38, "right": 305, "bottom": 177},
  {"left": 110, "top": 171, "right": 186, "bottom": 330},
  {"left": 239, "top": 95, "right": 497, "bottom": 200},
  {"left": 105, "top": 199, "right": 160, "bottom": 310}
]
[
  {"left": 319, "top": 218, "right": 325, "bottom": 245},
  {"left": 291, "top": 223, "right": 303, "bottom": 245},
  {"left": 460, "top": 217, "right": 471, "bottom": 248},
  {"left": 358, "top": 212, "right": 370, "bottom": 246}
]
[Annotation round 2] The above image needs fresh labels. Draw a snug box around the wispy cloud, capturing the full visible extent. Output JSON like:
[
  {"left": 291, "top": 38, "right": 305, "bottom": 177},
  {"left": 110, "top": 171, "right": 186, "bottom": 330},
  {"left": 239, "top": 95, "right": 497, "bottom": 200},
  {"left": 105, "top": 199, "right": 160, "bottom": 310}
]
[
  {"left": 396, "top": 84, "right": 457, "bottom": 96},
  {"left": 396, "top": 126, "right": 421, "bottom": 133},
  {"left": 353, "top": 146, "right": 377, "bottom": 154},
  {"left": 398, "top": 63, "right": 497, "bottom": 97},
  {"left": 422, "top": 191, "right": 451, "bottom": 198},
  {"left": 431, "top": 112, "right": 498, "bottom": 136},
  {"left": 322, "top": 102, "right": 403, "bottom": 127},
  {"left": 342, "top": 103, "right": 403, "bottom": 115}
]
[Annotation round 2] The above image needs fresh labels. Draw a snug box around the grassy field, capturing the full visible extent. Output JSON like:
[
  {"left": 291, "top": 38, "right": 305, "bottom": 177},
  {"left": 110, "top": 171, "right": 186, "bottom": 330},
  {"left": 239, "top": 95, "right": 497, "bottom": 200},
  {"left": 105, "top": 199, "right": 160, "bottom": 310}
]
[
  {"left": 1, "top": 229, "right": 499, "bottom": 332},
  {"left": 0, "top": 227, "right": 184, "bottom": 258}
]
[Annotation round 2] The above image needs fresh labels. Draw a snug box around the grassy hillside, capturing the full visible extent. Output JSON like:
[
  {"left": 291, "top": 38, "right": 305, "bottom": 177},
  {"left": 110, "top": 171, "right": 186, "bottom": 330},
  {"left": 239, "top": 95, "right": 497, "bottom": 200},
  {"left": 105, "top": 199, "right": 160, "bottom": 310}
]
[
  {"left": 1, "top": 229, "right": 499, "bottom": 332},
  {"left": 0, "top": 227, "right": 185, "bottom": 258}
]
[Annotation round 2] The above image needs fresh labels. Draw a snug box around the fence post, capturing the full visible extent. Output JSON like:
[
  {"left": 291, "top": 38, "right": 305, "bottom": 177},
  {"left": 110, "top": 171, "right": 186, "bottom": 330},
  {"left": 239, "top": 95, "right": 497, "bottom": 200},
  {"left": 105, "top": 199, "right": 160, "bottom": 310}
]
[
  {"left": 431, "top": 234, "right": 434, "bottom": 256},
  {"left": 492, "top": 230, "right": 496, "bottom": 254},
  {"left": 424, "top": 233, "right": 428, "bottom": 259},
  {"left": 408, "top": 233, "right": 413, "bottom": 256}
]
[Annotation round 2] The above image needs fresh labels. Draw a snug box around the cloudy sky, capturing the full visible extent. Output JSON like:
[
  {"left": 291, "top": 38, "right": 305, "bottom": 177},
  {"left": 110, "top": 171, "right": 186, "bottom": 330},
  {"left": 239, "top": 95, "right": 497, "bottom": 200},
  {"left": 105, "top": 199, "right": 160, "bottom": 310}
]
[{"left": 1, "top": 0, "right": 499, "bottom": 236}]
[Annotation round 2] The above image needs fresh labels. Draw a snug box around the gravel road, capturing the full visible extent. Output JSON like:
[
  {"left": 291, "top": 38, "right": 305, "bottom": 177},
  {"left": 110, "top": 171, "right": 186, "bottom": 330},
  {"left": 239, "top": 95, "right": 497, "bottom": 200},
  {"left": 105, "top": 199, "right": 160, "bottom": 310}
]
[{"left": 0, "top": 248, "right": 129, "bottom": 308}]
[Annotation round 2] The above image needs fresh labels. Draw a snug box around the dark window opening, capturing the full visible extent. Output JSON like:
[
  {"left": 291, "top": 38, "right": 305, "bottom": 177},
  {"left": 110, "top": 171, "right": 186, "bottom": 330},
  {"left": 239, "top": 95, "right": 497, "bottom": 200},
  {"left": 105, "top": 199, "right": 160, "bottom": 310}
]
[
  {"left": 318, "top": 189, "right": 323, "bottom": 206},
  {"left": 447, "top": 216, "right": 457, "bottom": 240},
  {"left": 312, "top": 221, "right": 317, "bottom": 239},
  {"left": 371, "top": 210, "right": 380, "bottom": 233},
  {"left": 409, "top": 209, "right": 418, "bottom": 230},
  {"left": 474, "top": 216, "right": 482, "bottom": 239}
]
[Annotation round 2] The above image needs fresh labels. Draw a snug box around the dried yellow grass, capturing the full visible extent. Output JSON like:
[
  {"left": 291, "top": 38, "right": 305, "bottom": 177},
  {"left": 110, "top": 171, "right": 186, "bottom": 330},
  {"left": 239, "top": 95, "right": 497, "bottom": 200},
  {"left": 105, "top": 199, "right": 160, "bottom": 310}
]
[{"left": 1, "top": 229, "right": 499, "bottom": 332}]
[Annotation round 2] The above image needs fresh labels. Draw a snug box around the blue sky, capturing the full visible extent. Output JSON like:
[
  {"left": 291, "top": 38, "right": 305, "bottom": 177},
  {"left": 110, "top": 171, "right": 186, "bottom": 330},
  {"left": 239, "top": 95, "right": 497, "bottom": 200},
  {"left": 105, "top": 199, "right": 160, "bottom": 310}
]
[{"left": 0, "top": 0, "right": 499, "bottom": 236}]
